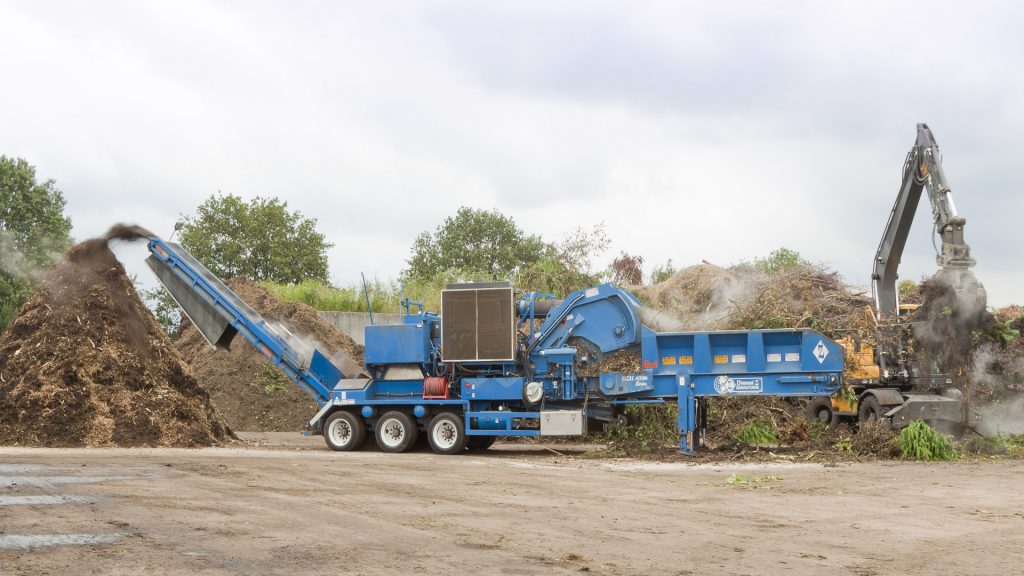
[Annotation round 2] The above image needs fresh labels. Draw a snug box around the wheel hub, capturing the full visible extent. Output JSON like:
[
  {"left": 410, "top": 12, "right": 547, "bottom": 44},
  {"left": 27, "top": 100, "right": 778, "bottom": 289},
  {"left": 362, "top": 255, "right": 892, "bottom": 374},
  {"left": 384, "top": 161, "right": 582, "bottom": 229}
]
[
  {"left": 434, "top": 422, "right": 456, "bottom": 448},
  {"left": 382, "top": 420, "right": 405, "bottom": 446},
  {"left": 329, "top": 420, "right": 351, "bottom": 445}
]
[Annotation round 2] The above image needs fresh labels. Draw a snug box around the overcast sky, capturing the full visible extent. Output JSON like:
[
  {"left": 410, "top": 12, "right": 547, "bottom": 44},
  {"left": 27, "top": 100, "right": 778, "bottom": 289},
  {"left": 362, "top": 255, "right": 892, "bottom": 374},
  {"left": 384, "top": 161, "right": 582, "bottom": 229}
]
[{"left": 1, "top": 1, "right": 1021, "bottom": 305}]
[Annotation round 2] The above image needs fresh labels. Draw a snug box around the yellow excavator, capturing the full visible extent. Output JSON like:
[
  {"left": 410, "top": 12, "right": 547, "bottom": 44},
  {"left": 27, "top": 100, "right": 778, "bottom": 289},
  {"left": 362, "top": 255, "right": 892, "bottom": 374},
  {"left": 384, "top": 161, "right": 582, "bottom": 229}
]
[{"left": 806, "top": 123, "right": 986, "bottom": 429}]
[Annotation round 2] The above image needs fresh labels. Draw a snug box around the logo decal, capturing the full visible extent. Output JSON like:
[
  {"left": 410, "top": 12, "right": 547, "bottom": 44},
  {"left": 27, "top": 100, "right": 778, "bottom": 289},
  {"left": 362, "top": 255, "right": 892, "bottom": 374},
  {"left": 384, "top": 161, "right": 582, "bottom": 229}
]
[
  {"left": 813, "top": 340, "right": 829, "bottom": 364},
  {"left": 713, "top": 376, "right": 762, "bottom": 394},
  {"left": 713, "top": 375, "right": 735, "bottom": 394}
]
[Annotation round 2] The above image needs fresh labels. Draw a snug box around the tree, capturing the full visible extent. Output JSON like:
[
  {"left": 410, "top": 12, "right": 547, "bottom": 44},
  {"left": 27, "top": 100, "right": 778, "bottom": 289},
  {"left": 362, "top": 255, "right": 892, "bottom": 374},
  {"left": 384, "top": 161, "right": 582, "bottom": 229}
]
[
  {"left": 139, "top": 284, "right": 183, "bottom": 339},
  {"left": 405, "top": 207, "right": 546, "bottom": 281},
  {"left": 178, "top": 193, "right": 332, "bottom": 284},
  {"left": 609, "top": 252, "right": 644, "bottom": 286},
  {"left": 753, "top": 247, "right": 810, "bottom": 274},
  {"left": 515, "top": 224, "right": 610, "bottom": 295},
  {"left": 898, "top": 279, "right": 919, "bottom": 302},
  {"left": 650, "top": 259, "right": 676, "bottom": 284},
  {"left": 0, "top": 156, "right": 73, "bottom": 330}
]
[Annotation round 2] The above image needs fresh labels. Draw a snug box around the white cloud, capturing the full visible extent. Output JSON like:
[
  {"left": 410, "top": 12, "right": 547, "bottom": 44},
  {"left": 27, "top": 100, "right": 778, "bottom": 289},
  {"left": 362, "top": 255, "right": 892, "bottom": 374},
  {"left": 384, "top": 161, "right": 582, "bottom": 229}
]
[{"left": 1, "top": 1, "right": 1021, "bottom": 305}]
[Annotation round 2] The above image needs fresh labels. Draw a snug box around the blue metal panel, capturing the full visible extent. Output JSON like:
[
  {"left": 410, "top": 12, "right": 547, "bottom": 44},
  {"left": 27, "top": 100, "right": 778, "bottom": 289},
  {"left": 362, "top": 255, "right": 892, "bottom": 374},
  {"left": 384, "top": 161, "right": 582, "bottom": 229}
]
[
  {"left": 762, "top": 330, "right": 803, "bottom": 371},
  {"left": 528, "top": 284, "right": 643, "bottom": 360},
  {"left": 598, "top": 373, "right": 654, "bottom": 395},
  {"left": 640, "top": 328, "right": 845, "bottom": 379},
  {"left": 707, "top": 332, "right": 747, "bottom": 374},
  {"left": 466, "top": 410, "right": 541, "bottom": 436},
  {"left": 800, "top": 332, "right": 845, "bottom": 373},
  {"left": 309, "top": 350, "right": 342, "bottom": 389},
  {"left": 746, "top": 332, "right": 767, "bottom": 372},
  {"left": 693, "top": 333, "right": 712, "bottom": 373},
  {"left": 364, "top": 324, "right": 431, "bottom": 365},
  {"left": 464, "top": 377, "right": 527, "bottom": 401}
]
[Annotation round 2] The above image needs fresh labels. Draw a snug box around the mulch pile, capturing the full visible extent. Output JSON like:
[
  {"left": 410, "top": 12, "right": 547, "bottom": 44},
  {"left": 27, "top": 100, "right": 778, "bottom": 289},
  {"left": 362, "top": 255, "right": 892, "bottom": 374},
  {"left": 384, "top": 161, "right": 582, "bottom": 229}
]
[
  {"left": 176, "top": 278, "right": 365, "bottom": 432},
  {"left": 0, "top": 226, "right": 231, "bottom": 447}
]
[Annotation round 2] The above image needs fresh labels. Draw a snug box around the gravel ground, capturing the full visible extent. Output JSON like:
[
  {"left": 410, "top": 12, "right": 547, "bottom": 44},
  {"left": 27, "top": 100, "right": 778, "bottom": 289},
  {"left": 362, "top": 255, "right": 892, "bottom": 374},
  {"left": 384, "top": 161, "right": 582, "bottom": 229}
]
[{"left": 1, "top": 437, "right": 1022, "bottom": 575}]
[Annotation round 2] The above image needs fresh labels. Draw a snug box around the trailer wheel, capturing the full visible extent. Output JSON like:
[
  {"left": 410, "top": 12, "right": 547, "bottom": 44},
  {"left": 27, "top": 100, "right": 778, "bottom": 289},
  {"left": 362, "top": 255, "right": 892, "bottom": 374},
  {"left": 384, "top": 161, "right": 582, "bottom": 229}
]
[
  {"left": 323, "top": 411, "right": 365, "bottom": 452},
  {"left": 427, "top": 413, "right": 468, "bottom": 455},
  {"left": 805, "top": 397, "right": 839, "bottom": 426},
  {"left": 466, "top": 436, "right": 497, "bottom": 451},
  {"left": 858, "top": 396, "right": 888, "bottom": 426},
  {"left": 375, "top": 411, "right": 418, "bottom": 453}
]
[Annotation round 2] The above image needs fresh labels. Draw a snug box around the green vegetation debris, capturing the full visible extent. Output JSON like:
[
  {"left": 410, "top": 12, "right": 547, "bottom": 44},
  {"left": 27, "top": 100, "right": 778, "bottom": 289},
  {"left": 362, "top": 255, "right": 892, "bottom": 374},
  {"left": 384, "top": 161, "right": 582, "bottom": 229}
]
[
  {"left": 604, "top": 404, "right": 679, "bottom": 453},
  {"left": 256, "top": 363, "right": 290, "bottom": 396},
  {"left": 898, "top": 420, "right": 958, "bottom": 461},
  {"left": 832, "top": 437, "right": 853, "bottom": 453},
  {"left": 726, "top": 474, "right": 782, "bottom": 485},
  {"left": 734, "top": 420, "right": 779, "bottom": 446},
  {"left": 960, "top": 434, "right": 1024, "bottom": 457}
]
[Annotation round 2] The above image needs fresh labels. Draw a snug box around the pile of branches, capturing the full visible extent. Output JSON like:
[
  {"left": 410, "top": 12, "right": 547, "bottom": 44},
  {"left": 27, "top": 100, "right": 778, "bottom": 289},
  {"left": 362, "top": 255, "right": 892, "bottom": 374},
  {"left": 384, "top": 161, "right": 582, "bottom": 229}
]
[
  {"left": 634, "top": 261, "right": 873, "bottom": 339},
  {"left": 726, "top": 265, "right": 874, "bottom": 338}
]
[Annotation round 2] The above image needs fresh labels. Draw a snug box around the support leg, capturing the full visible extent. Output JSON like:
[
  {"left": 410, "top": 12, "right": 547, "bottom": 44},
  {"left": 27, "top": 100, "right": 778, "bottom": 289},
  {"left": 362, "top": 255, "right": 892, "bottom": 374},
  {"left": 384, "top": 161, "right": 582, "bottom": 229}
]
[{"left": 678, "top": 378, "right": 696, "bottom": 455}]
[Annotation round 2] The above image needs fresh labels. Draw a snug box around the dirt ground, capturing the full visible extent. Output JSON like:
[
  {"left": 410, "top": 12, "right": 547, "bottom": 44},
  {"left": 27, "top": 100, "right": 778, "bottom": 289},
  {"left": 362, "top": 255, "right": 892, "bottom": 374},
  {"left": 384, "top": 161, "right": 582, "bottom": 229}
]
[{"left": 1, "top": 437, "right": 1023, "bottom": 576}]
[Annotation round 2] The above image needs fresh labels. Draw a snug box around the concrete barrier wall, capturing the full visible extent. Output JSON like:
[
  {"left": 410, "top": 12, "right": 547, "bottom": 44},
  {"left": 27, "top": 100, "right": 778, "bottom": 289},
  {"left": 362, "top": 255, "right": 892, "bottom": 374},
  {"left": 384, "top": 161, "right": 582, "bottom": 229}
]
[{"left": 318, "top": 312, "right": 403, "bottom": 345}]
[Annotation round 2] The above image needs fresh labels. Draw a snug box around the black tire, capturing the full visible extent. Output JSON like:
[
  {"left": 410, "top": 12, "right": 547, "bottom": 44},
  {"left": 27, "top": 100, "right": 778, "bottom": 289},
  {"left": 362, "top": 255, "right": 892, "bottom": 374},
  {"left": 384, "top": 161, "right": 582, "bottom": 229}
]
[
  {"left": 323, "top": 411, "right": 366, "bottom": 452},
  {"left": 375, "top": 411, "right": 418, "bottom": 453},
  {"left": 858, "top": 396, "right": 887, "bottom": 425},
  {"left": 805, "top": 397, "right": 840, "bottom": 426},
  {"left": 466, "top": 436, "right": 497, "bottom": 451},
  {"left": 427, "top": 412, "right": 468, "bottom": 455}
]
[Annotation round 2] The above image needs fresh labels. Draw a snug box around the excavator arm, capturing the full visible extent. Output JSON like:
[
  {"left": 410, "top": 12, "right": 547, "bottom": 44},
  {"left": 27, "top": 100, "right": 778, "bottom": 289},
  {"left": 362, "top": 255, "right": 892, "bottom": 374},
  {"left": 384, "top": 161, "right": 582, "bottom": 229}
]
[{"left": 871, "top": 123, "right": 985, "bottom": 320}]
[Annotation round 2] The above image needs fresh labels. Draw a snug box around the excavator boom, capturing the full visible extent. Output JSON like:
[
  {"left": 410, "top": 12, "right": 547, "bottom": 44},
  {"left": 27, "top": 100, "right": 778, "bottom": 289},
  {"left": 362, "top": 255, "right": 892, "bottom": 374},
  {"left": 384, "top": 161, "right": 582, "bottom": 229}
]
[{"left": 871, "top": 123, "right": 985, "bottom": 320}]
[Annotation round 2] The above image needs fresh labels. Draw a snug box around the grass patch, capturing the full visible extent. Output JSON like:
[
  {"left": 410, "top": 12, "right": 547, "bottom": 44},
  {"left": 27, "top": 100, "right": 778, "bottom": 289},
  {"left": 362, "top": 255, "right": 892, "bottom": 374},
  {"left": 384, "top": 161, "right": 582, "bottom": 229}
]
[
  {"left": 832, "top": 437, "right": 853, "bottom": 453},
  {"left": 726, "top": 474, "right": 782, "bottom": 485},
  {"left": 256, "top": 363, "right": 290, "bottom": 396},
  {"left": 261, "top": 277, "right": 446, "bottom": 313},
  {"left": 734, "top": 421, "right": 779, "bottom": 446},
  {"left": 898, "top": 420, "right": 958, "bottom": 461}
]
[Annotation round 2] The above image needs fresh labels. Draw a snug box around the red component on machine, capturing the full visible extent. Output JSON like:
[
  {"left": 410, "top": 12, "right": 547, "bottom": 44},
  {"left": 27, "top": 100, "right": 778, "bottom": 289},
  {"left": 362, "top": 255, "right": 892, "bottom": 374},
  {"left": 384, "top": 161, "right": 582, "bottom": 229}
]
[{"left": 423, "top": 376, "right": 450, "bottom": 399}]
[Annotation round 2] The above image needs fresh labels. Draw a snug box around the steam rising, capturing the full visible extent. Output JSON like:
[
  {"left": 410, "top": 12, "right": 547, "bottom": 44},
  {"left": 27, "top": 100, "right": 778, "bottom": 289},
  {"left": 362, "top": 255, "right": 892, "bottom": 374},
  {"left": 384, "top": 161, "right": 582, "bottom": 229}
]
[
  {"left": 273, "top": 320, "right": 366, "bottom": 379},
  {"left": 970, "top": 342, "right": 1024, "bottom": 435},
  {"left": 0, "top": 229, "right": 65, "bottom": 283},
  {"left": 635, "top": 262, "right": 765, "bottom": 331}
]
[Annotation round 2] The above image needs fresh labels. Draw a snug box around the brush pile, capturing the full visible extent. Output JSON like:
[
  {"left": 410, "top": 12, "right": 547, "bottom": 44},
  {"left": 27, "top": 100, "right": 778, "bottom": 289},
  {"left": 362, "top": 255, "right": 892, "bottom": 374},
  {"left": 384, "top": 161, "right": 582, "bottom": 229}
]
[
  {"left": 613, "top": 259, "right": 1024, "bottom": 457},
  {"left": 634, "top": 261, "right": 874, "bottom": 338},
  {"left": 596, "top": 261, "right": 873, "bottom": 377},
  {"left": 176, "top": 278, "right": 365, "bottom": 431},
  {"left": 0, "top": 226, "right": 231, "bottom": 447}
]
